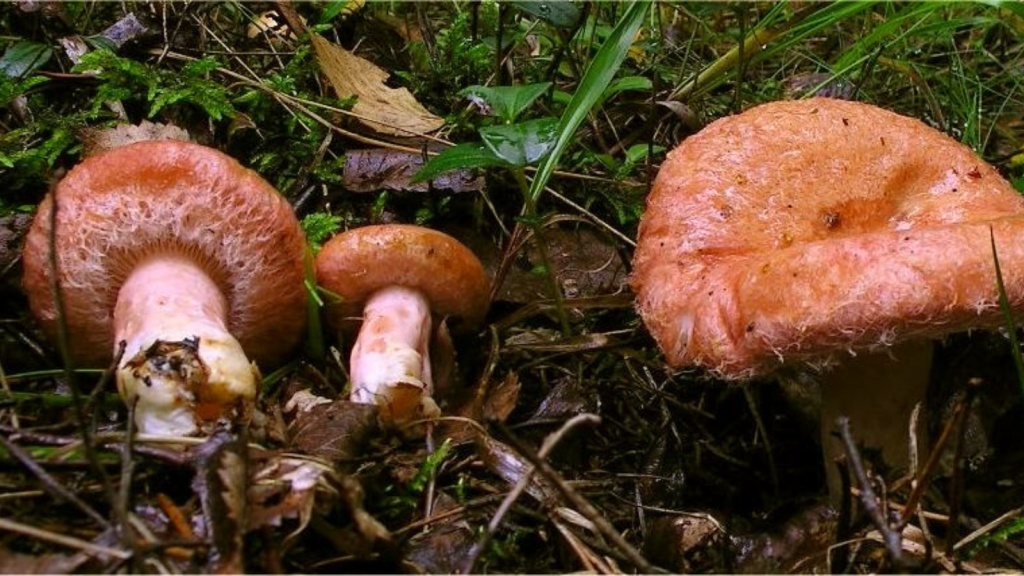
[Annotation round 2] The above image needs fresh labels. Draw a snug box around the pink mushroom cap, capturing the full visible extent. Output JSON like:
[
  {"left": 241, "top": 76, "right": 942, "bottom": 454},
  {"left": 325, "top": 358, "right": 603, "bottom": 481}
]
[
  {"left": 315, "top": 224, "right": 489, "bottom": 332},
  {"left": 632, "top": 97, "right": 1024, "bottom": 379},
  {"left": 22, "top": 140, "right": 308, "bottom": 369}
]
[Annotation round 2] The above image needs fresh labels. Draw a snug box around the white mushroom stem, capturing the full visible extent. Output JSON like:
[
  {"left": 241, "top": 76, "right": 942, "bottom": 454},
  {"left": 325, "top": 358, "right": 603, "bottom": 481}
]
[
  {"left": 349, "top": 285, "right": 441, "bottom": 425},
  {"left": 113, "top": 255, "right": 257, "bottom": 436},
  {"left": 820, "top": 340, "right": 934, "bottom": 503}
]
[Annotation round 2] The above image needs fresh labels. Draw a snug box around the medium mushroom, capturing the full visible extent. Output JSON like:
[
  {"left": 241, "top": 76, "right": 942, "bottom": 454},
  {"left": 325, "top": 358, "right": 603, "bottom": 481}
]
[
  {"left": 632, "top": 97, "right": 1024, "bottom": 498},
  {"left": 315, "top": 224, "right": 489, "bottom": 427},
  {"left": 22, "top": 140, "right": 307, "bottom": 436}
]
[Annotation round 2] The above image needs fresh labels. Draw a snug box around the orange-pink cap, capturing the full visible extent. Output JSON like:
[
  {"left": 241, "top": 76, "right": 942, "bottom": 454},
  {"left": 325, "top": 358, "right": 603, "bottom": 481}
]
[
  {"left": 22, "top": 140, "right": 308, "bottom": 367},
  {"left": 316, "top": 224, "right": 489, "bottom": 332},
  {"left": 632, "top": 98, "right": 1024, "bottom": 379}
]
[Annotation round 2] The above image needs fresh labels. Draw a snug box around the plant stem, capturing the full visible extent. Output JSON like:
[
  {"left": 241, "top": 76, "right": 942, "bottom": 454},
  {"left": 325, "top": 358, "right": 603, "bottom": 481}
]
[{"left": 514, "top": 168, "right": 572, "bottom": 336}]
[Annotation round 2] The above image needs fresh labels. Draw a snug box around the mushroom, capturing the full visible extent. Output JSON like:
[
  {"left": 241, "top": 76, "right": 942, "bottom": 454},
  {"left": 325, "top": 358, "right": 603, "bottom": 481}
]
[
  {"left": 22, "top": 140, "right": 307, "bottom": 436},
  {"left": 315, "top": 224, "right": 489, "bottom": 427},
  {"left": 632, "top": 97, "right": 1024, "bottom": 498}
]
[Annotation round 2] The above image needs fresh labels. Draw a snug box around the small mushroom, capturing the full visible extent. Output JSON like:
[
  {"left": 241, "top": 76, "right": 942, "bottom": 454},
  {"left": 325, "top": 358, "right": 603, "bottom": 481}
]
[
  {"left": 315, "top": 224, "right": 489, "bottom": 427},
  {"left": 22, "top": 140, "right": 307, "bottom": 436},
  {"left": 632, "top": 97, "right": 1024, "bottom": 498}
]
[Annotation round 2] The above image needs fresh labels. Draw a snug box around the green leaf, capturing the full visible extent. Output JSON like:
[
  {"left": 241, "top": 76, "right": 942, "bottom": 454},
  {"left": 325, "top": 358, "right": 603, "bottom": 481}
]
[
  {"left": 528, "top": 0, "right": 650, "bottom": 204},
  {"left": 624, "top": 143, "right": 664, "bottom": 164},
  {"left": 412, "top": 142, "right": 510, "bottom": 183},
  {"left": 479, "top": 117, "right": 558, "bottom": 166},
  {"left": 83, "top": 35, "right": 117, "bottom": 52},
  {"left": 596, "top": 75, "right": 652, "bottom": 109},
  {"left": 461, "top": 82, "right": 552, "bottom": 123},
  {"left": 509, "top": 1, "right": 582, "bottom": 28},
  {"left": 0, "top": 41, "right": 53, "bottom": 78}
]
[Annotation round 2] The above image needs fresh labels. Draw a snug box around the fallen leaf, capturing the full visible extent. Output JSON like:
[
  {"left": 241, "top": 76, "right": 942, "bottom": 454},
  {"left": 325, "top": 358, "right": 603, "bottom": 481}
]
[
  {"left": 343, "top": 148, "right": 484, "bottom": 193},
  {"left": 529, "top": 376, "right": 598, "bottom": 422},
  {"left": 288, "top": 399, "right": 379, "bottom": 466},
  {"left": 80, "top": 121, "right": 190, "bottom": 157},
  {"left": 443, "top": 372, "right": 520, "bottom": 444},
  {"left": 476, "top": 435, "right": 558, "bottom": 504},
  {"left": 402, "top": 491, "right": 476, "bottom": 573},
  {"left": 483, "top": 372, "right": 521, "bottom": 423},
  {"left": 191, "top": 430, "right": 247, "bottom": 573},
  {"left": 58, "top": 13, "right": 149, "bottom": 65},
  {"left": 248, "top": 455, "right": 328, "bottom": 538},
  {"left": 247, "top": 10, "right": 301, "bottom": 41},
  {"left": 99, "top": 13, "right": 150, "bottom": 49},
  {"left": 497, "top": 227, "right": 629, "bottom": 303},
  {"left": 0, "top": 213, "right": 32, "bottom": 274},
  {"left": 311, "top": 34, "right": 444, "bottom": 137}
]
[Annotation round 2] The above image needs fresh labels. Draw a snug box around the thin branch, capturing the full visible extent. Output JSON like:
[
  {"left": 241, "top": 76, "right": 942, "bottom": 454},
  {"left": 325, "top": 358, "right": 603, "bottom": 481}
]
[
  {"left": 0, "top": 517, "right": 131, "bottom": 560},
  {"left": 0, "top": 432, "right": 109, "bottom": 528},
  {"left": 47, "top": 194, "right": 121, "bottom": 530},
  {"left": 836, "top": 416, "right": 907, "bottom": 570},
  {"left": 493, "top": 417, "right": 665, "bottom": 574},
  {"left": 459, "top": 413, "right": 601, "bottom": 573}
]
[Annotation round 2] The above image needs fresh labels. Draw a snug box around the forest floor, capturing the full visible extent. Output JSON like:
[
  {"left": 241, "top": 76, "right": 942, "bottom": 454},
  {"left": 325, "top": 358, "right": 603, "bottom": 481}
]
[{"left": 2, "top": 1, "right": 1024, "bottom": 573}]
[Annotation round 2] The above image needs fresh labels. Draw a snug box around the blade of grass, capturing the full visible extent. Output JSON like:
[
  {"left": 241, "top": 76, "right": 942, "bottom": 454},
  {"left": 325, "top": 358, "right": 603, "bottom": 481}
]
[
  {"left": 303, "top": 246, "right": 324, "bottom": 360},
  {"left": 989, "top": 227, "right": 1024, "bottom": 404},
  {"left": 671, "top": 2, "right": 874, "bottom": 102},
  {"left": 527, "top": 0, "right": 650, "bottom": 206}
]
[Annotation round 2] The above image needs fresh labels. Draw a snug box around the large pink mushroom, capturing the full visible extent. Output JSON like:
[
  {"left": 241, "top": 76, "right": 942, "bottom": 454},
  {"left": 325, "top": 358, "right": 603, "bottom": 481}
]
[
  {"left": 315, "top": 224, "right": 489, "bottom": 427},
  {"left": 22, "top": 140, "right": 307, "bottom": 436},
  {"left": 632, "top": 97, "right": 1024, "bottom": 497}
]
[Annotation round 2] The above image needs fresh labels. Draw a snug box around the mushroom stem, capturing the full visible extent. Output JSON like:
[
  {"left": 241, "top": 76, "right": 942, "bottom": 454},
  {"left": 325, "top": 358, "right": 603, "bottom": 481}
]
[
  {"left": 820, "top": 340, "right": 934, "bottom": 502},
  {"left": 349, "top": 285, "right": 440, "bottom": 425},
  {"left": 114, "top": 255, "right": 257, "bottom": 436}
]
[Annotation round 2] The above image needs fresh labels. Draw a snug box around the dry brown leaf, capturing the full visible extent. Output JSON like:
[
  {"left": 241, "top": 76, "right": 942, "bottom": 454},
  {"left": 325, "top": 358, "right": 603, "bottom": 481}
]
[
  {"left": 191, "top": 430, "right": 246, "bottom": 573},
  {"left": 288, "top": 399, "right": 379, "bottom": 466},
  {"left": 80, "top": 121, "right": 190, "bottom": 157},
  {"left": 403, "top": 491, "right": 475, "bottom": 573},
  {"left": 311, "top": 34, "right": 444, "bottom": 137},
  {"left": 497, "top": 227, "right": 629, "bottom": 304},
  {"left": 343, "top": 148, "right": 484, "bottom": 193}
]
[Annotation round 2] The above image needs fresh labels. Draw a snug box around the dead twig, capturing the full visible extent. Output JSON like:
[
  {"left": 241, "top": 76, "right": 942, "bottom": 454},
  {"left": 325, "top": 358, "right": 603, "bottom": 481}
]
[
  {"left": 836, "top": 416, "right": 909, "bottom": 571},
  {"left": 0, "top": 432, "right": 109, "bottom": 527},
  {"left": 944, "top": 378, "right": 982, "bottom": 557},
  {"left": 493, "top": 417, "right": 665, "bottom": 574},
  {"left": 47, "top": 194, "right": 122, "bottom": 534},
  {"left": 459, "top": 413, "right": 600, "bottom": 573},
  {"left": 954, "top": 506, "right": 1024, "bottom": 553},
  {"left": 0, "top": 517, "right": 131, "bottom": 560}
]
